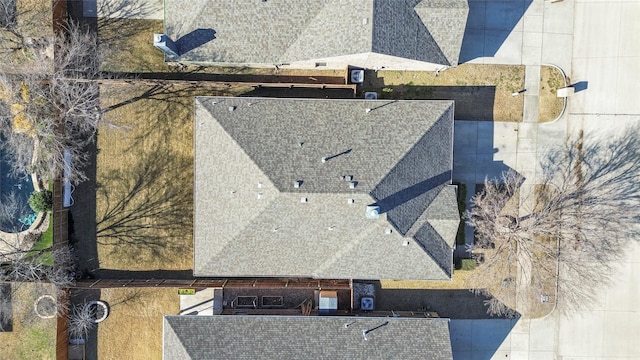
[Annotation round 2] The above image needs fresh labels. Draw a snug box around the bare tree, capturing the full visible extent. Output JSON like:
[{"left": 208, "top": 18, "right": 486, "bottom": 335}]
[
  {"left": 0, "top": 244, "right": 75, "bottom": 288},
  {"left": 0, "top": 190, "right": 31, "bottom": 233},
  {"left": 0, "top": 0, "right": 52, "bottom": 58},
  {"left": 68, "top": 302, "right": 96, "bottom": 339},
  {"left": 0, "top": 20, "right": 118, "bottom": 184},
  {"left": 466, "top": 129, "right": 640, "bottom": 316}
]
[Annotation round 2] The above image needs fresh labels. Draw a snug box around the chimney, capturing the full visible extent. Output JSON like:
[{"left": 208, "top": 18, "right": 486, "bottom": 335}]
[{"left": 153, "top": 34, "right": 179, "bottom": 58}]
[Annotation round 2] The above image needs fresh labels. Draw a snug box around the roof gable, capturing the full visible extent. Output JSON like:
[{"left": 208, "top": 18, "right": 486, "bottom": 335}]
[
  {"left": 164, "top": 316, "right": 453, "bottom": 360},
  {"left": 165, "top": 0, "right": 468, "bottom": 66},
  {"left": 414, "top": 0, "right": 470, "bottom": 66}
]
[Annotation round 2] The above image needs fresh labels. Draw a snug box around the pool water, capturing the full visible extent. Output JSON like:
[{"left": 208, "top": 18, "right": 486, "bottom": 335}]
[{"left": 0, "top": 151, "right": 36, "bottom": 233}]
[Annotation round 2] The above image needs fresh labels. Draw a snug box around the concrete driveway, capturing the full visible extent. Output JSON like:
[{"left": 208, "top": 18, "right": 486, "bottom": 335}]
[{"left": 451, "top": 0, "right": 640, "bottom": 359}]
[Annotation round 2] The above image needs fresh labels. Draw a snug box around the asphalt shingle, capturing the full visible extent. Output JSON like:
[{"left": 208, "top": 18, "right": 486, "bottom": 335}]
[
  {"left": 165, "top": 0, "right": 468, "bottom": 66},
  {"left": 194, "top": 97, "right": 458, "bottom": 280},
  {"left": 163, "top": 315, "right": 454, "bottom": 360}
]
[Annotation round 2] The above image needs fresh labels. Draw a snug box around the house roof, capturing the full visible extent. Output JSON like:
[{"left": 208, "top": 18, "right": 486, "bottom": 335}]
[
  {"left": 194, "top": 97, "right": 458, "bottom": 280},
  {"left": 163, "top": 315, "right": 453, "bottom": 360},
  {"left": 165, "top": 0, "right": 468, "bottom": 66}
]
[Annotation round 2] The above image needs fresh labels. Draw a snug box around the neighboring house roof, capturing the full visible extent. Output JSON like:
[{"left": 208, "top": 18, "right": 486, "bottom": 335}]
[
  {"left": 165, "top": 0, "right": 468, "bottom": 66},
  {"left": 194, "top": 97, "right": 458, "bottom": 280},
  {"left": 163, "top": 315, "right": 453, "bottom": 360}
]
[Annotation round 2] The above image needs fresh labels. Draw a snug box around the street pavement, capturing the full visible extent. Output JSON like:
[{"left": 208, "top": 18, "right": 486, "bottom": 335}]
[{"left": 452, "top": 0, "right": 640, "bottom": 359}]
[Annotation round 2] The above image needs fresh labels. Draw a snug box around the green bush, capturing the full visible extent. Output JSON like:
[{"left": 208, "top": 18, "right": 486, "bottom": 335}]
[
  {"left": 29, "top": 190, "right": 53, "bottom": 213},
  {"left": 460, "top": 259, "right": 476, "bottom": 271}
]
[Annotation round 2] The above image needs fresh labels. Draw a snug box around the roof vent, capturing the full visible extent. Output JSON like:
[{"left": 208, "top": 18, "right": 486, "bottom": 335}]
[
  {"left": 366, "top": 205, "right": 380, "bottom": 219},
  {"left": 257, "top": 182, "right": 263, "bottom": 188},
  {"left": 385, "top": 228, "right": 392, "bottom": 235},
  {"left": 349, "top": 181, "right": 358, "bottom": 189},
  {"left": 228, "top": 106, "right": 236, "bottom": 112},
  {"left": 402, "top": 240, "right": 410, "bottom": 246},
  {"left": 257, "top": 193, "right": 263, "bottom": 199},
  {"left": 365, "top": 108, "right": 371, "bottom": 113},
  {"left": 348, "top": 199, "right": 355, "bottom": 204},
  {"left": 343, "top": 175, "right": 353, "bottom": 181},
  {"left": 294, "top": 180, "right": 303, "bottom": 188},
  {"left": 328, "top": 226, "right": 336, "bottom": 231},
  {"left": 301, "top": 197, "right": 308, "bottom": 203},
  {"left": 321, "top": 157, "right": 327, "bottom": 163}
]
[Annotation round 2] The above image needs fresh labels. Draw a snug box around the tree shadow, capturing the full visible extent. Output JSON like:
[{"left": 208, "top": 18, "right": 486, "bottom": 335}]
[
  {"left": 95, "top": 147, "right": 193, "bottom": 264},
  {"left": 0, "top": 284, "right": 12, "bottom": 331},
  {"left": 538, "top": 127, "right": 640, "bottom": 314},
  {"left": 459, "top": 0, "right": 533, "bottom": 63},
  {"left": 67, "top": 0, "right": 160, "bottom": 57},
  {"left": 175, "top": 28, "right": 216, "bottom": 56},
  {"left": 81, "top": 0, "right": 158, "bottom": 19}
]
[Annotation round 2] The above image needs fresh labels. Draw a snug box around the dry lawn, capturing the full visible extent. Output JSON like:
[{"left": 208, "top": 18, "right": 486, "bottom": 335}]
[
  {"left": 96, "top": 83, "right": 246, "bottom": 271},
  {"left": 381, "top": 268, "right": 474, "bottom": 290},
  {"left": 364, "top": 64, "right": 525, "bottom": 121},
  {"left": 538, "top": 65, "right": 566, "bottom": 122},
  {"left": 0, "top": 283, "right": 56, "bottom": 360},
  {"left": 97, "top": 288, "right": 179, "bottom": 360}
]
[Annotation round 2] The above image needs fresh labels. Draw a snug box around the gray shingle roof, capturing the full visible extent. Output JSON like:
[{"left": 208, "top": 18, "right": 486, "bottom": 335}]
[
  {"left": 163, "top": 315, "right": 453, "bottom": 360},
  {"left": 165, "top": 0, "right": 468, "bottom": 66},
  {"left": 194, "top": 97, "right": 458, "bottom": 280}
]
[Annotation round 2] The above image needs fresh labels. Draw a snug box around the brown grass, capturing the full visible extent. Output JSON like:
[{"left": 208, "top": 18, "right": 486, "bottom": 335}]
[
  {"left": 381, "top": 268, "right": 474, "bottom": 290},
  {"left": 97, "top": 288, "right": 179, "bottom": 360},
  {"left": 538, "top": 66, "right": 565, "bottom": 122},
  {"left": 363, "top": 64, "right": 525, "bottom": 121},
  {"left": 0, "top": 283, "right": 56, "bottom": 360},
  {"left": 96, "top": 83, "right": 248, "bottom": 271}
]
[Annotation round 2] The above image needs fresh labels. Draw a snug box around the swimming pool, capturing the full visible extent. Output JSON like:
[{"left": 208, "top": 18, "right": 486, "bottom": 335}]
[{"left": 0, "top": 150, "right": 36, "bottom": 233}]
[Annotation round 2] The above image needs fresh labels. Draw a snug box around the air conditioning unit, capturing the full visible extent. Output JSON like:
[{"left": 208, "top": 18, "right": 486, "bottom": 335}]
[
  {"left": 360, "top": 296, "right": 374, "bottom": 311},
  {"left": 350, "top": 69, "right": 365, "bottom": 84},
  {"left": 319, "top": 291, "right": 338, "bottom": 315}
]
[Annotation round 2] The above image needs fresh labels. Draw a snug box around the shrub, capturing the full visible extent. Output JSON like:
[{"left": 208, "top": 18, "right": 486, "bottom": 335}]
[
  {"left": 28, "top": 190, "right": 52, "bottom": 213},
  {"left": 460, "top": 259, "right": 476, "bottom": 271}
]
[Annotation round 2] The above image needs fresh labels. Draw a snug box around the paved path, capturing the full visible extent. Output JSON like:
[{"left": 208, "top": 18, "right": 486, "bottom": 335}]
[{"left": 452, "top": 0, "right": 640, "bottom": 359}]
